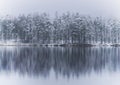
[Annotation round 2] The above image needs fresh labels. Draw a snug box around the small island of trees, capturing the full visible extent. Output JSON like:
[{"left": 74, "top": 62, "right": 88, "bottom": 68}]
[{"left": 0, "top": 13, "right": 120, "bottom": 46}]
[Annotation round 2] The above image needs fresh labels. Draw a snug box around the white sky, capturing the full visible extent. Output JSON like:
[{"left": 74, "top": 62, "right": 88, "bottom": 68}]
[{"left": 0, "top": 0, "right": 120, "bottom": 17}]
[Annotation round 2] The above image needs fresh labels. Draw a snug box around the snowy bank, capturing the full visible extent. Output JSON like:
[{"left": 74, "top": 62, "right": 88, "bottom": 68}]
[
  {"left": 0, "top": 42, "right": 119, "bottom": 47},
  {"left": 0, "top": 40, "right": 119, "bottom": 47}
]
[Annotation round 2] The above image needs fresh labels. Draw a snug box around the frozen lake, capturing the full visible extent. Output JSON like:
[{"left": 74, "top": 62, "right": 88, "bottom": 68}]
[{"left": 0, "top": 46, "right": 120, "bottom": 85}]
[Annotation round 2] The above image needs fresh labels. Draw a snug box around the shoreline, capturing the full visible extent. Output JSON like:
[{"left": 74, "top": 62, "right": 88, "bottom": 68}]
[{"left": 0, "top": 43, "right": 120, "bottom": 47}]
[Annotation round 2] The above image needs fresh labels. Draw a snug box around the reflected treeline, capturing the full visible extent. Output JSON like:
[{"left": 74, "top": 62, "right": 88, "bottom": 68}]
[{"left": 0, "top": 47, "right": 119, "bottom": 77}]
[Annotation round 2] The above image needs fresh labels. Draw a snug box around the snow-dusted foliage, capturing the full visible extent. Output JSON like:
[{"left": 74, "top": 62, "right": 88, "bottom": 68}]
[{"left": 0, "top": 13, "right": 120, "bottom": 44}]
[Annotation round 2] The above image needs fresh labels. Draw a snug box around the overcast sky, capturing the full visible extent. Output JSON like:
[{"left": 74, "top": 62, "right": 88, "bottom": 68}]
[{"left": 0, "top": 0, "right": 120, "bottom": 17}]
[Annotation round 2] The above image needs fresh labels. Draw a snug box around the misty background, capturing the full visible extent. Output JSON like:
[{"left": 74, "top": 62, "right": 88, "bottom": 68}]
[{"left": 0, "top": 0, "right": 119, "bottom": 17}]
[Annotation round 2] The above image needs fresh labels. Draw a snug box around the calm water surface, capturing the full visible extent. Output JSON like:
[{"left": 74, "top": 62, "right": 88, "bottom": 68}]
[{"left": 0, "top": 46, "right": 120, "bottom": 85}]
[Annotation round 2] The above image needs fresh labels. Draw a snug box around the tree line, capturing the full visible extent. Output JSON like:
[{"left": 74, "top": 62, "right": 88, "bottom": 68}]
[{"left": 0, "top": 13, "right": 120, "bottom": 44}]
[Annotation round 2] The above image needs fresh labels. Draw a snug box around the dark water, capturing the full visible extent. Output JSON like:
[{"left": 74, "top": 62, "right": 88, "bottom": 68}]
[{"left": 0, "top": 46, "right": 120, "bottom": 85}]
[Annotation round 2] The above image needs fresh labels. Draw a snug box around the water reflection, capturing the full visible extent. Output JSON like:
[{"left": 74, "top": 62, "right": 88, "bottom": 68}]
[{"left": 0, "top": 46, "right": 120, "bottom": 78}]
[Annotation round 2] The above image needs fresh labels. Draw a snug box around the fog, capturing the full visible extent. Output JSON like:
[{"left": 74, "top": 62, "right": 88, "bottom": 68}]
[{"left": 0, "top": 0, "right": 120, "bottom": 17}]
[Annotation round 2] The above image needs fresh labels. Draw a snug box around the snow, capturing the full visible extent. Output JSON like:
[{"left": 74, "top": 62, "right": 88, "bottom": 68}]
[
  {"left": 0, "top": 39, "right": 119, "bottom": 47},
  {"left": 0, "top": 40, "right": 17, "bottom": 46}
]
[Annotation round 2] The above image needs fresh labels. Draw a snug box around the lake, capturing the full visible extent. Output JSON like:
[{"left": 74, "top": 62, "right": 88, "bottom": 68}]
[{"left": 0, "top": 46, "right": 120, "bottom": 85}]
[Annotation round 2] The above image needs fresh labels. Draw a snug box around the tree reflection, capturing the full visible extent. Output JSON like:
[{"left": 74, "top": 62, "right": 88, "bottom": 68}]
[{"left": 0, "top": 47, "right": 119, "bottom": 78}]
